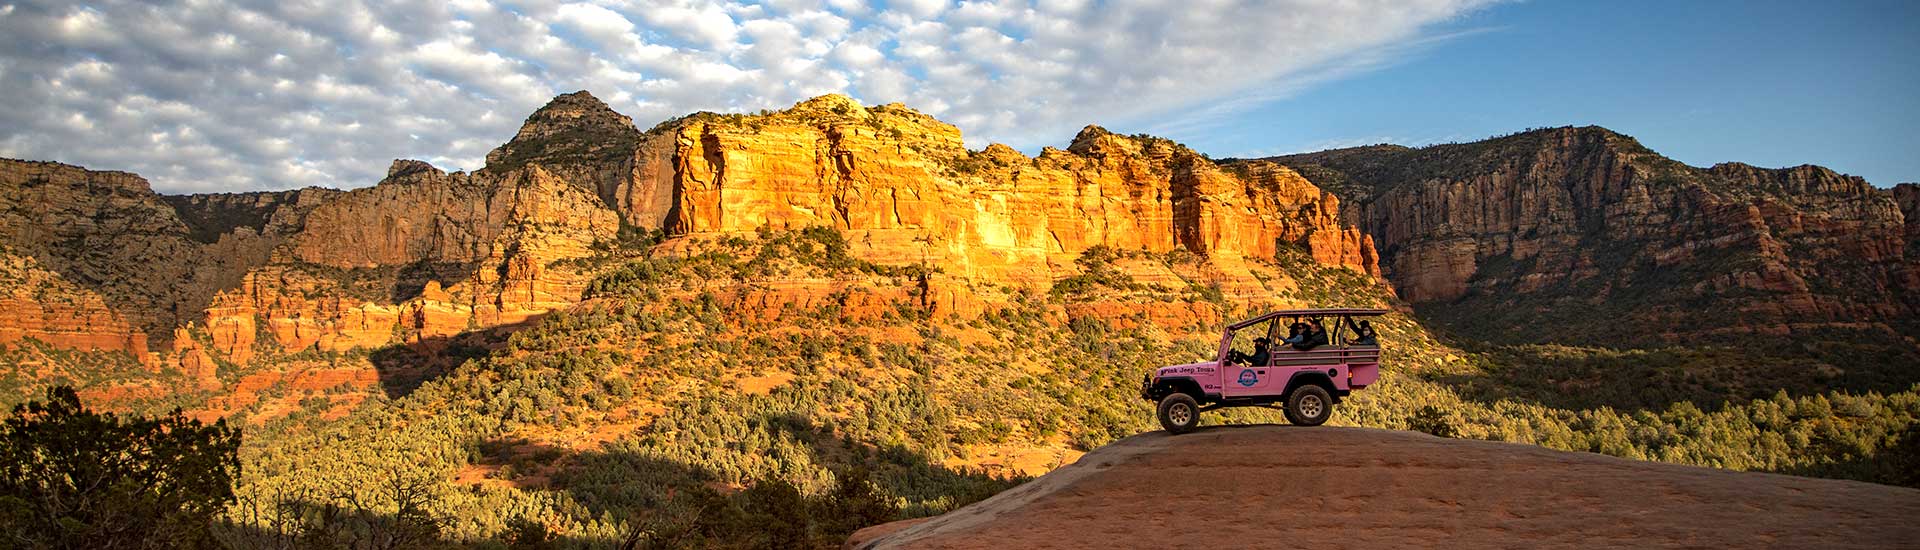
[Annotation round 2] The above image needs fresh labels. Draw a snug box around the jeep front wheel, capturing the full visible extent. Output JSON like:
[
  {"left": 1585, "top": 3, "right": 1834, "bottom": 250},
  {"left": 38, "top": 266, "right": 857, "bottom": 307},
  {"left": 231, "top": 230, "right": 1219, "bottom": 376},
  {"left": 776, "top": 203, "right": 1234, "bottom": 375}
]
[
  {"left": 1157, "top": 393, "right": 1201, "bottom": 434},
  {"left": 1285, "top": 385, "right": 1333, "bottom": 426}
]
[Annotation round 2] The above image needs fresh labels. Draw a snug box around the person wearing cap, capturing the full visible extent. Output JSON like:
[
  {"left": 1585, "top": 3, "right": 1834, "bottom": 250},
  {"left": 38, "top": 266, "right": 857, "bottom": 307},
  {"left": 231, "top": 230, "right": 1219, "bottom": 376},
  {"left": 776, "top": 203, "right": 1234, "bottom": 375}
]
[{"left": 1248, "top": 337, "right": 1272, "bottom": 366}]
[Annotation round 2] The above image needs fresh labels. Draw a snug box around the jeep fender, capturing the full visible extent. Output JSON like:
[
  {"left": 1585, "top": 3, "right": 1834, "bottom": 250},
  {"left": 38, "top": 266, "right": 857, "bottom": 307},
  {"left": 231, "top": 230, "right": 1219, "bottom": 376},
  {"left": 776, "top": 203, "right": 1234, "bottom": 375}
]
[{"left": 1148, "top": 376, "right": 1210, "bottom": 402}]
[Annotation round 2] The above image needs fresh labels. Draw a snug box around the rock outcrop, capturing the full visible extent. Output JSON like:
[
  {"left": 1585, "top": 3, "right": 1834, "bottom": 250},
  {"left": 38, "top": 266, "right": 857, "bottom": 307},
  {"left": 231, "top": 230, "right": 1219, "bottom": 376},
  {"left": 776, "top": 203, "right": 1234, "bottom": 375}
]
[
  {"left": 648, "top": 98, "right": 1377, "bottom": 283},
  {"left": 0, "top": 159, "right": 219, "bottom": 340},
  {"left": 1265, "top": 127, "right": 1919, "bottom": 343},
  {"left": 0, "top": 251, "right": 149, "bottom": 358},
  {"left": 1895, "top": 183, "right": 1920, "bottom": 256},
  {"left": 161, "top": 187, "right": 340, "bottom": 244},
  {"left": 852, "top": 426, "right": 1920, "bottom": 549},
  {"left": 0, "top": 91, "right": 1380, "bottom": 378}
]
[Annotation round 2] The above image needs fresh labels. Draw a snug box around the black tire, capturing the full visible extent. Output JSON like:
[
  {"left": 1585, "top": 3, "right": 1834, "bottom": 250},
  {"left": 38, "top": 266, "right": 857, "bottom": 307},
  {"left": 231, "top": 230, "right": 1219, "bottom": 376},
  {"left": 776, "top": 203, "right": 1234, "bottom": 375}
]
[
  {"left": 1157, "top": 393, "right": 1201, "bottom": 434},
  {"left": 1285, "top": 385, "right": 1333, "bottom": 426}
]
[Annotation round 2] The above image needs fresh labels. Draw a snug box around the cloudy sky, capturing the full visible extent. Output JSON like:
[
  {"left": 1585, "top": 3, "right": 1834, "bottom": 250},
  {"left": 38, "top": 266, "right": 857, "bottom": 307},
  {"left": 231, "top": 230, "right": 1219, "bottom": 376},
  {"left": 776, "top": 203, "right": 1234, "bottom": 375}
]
[{"left": 1, "top": 0, "right": 1915, "bottom": 193}]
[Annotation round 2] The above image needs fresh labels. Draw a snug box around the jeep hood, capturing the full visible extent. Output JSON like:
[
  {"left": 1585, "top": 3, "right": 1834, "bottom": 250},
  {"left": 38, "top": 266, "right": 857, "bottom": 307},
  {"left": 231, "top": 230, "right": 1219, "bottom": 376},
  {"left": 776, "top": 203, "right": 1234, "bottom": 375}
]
[{"left": 1154, "top": 361, "right": 1216, "bottom": 378}]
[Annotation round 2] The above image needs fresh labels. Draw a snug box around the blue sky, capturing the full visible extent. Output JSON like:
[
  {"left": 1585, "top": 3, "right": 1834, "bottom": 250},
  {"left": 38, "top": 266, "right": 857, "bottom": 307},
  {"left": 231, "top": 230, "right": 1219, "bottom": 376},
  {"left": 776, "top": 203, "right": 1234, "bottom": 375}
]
[
  {"left": 0, "top": 0, "right": 1913, "bottom": 192},
  {"left": 1155, "top": 0, "right": 1920, "bottom": 186}
]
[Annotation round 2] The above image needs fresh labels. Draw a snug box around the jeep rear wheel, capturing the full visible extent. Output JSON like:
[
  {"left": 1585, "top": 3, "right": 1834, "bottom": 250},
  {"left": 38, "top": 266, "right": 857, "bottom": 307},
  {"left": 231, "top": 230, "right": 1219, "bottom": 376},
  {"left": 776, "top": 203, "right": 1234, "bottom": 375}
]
[
  {"left": 1285, "top": 385, "right": 1333, "bottom": 426},
  {"left": 1157, "top": 393, "right": 1201, "bottom": 434}
]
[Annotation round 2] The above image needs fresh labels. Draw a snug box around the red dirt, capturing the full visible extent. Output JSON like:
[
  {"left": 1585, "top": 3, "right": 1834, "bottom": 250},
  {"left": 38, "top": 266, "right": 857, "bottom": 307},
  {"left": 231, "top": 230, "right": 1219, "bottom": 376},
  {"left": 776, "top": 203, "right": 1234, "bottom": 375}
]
[{"left": 849, "top": 426, "right": 1920, "bottom": 549}]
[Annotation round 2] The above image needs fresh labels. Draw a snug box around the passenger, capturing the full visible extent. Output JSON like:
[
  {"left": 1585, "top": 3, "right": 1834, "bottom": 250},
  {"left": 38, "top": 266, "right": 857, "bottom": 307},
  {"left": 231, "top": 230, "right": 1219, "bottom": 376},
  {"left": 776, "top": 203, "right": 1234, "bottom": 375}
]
[
  {"left": 1293, "top": 319, "right": 1329, "bottom": 351},
  {"left": 1351, "top": 319, "right": 1379, "bottom": 346},
  {"left": 1280, "top": 322, "right": 1307, "bottom": 346}
]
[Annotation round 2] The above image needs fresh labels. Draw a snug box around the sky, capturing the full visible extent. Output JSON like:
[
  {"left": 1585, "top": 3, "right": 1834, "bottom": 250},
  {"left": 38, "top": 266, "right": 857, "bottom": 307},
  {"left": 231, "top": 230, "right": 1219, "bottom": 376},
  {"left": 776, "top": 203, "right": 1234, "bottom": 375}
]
[{"left": 0, "top": 0, "right": 1913, "bottom": 194}]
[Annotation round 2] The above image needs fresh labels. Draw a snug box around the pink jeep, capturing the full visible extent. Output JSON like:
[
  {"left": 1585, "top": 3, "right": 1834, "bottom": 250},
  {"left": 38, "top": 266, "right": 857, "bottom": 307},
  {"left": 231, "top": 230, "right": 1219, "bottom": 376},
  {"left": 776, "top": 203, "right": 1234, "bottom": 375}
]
[{"left": 1141, "top": 308, "right": 1386, "bottom": 433}]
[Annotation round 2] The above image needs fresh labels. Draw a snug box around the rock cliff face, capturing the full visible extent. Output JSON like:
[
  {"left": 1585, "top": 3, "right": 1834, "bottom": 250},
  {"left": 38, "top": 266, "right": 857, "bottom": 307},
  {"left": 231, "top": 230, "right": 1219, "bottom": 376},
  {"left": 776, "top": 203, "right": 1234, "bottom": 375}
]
[
  {"left": 206, "top": 159, "right": 620, "bottom": 364},
  {"left": 0, "top": 159, "right": 220, "bottom": 339},
  {"left": 649, "top": 95, "right": 1376, "bottom": 283},
  {"left": 1265, "top": 127, "right": 1918, "bottom": 344},
  {"left": 1895, "top": 183, "right": 1920, "bottom": 256},
  {"left": 161, "top": 187, "right": 340, "bottom": 244},
  {"left": 0, "top": 251, "right": 148, "bottom": 358},
  {"left": 0, "top": 91, "right": 1379, "bottom": 378}
]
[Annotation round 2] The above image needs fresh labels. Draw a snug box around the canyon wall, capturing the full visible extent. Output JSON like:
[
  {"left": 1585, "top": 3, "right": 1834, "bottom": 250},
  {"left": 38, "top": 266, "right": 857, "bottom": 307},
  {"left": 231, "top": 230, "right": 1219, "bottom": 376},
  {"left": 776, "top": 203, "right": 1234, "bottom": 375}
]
[
  {"left": 0, "top": 91, "right": 1379, "bottom": 372},
  {"left": 655, "top": 94, "right": 1376, "bottom": 283},
  {"left": 1267, "top": 127, "right": 1918, "bottom": 342}
]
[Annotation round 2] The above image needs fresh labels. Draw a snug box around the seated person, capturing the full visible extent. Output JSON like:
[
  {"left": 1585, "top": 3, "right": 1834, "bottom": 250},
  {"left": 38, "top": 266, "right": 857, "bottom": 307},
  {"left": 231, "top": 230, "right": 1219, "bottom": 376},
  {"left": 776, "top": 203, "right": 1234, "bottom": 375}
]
[
  {"left": 1248, "top": 337, "right": 1272, "bottom": 366},
  {"left": 1293, "top": 319, "right": 1329, "bottom": 351},
  {"left": 1350, "top": 319, "right": 1379, "bottom": 346},
  {"left": 1227, "top": 337, "right": 1272, "bottom": 365},
  {"left": 1280, "top": 322, "right": 1308, "bottom": 345}
]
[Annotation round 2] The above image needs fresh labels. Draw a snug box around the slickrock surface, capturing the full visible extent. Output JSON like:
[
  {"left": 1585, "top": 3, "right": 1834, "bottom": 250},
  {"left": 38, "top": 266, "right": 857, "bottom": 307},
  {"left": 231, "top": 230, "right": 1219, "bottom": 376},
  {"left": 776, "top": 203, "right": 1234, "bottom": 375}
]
[{"left": 851, "top": 426, "right": 1920, "bottom": 549}]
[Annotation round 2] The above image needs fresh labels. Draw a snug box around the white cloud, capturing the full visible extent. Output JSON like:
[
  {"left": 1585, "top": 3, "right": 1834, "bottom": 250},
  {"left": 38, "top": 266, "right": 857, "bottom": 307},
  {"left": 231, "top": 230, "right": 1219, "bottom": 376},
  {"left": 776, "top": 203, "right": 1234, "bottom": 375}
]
[
  {"left": 553, "top": 3, "right": 638, "bottom": 47},
  {"left": 0, "top": 0, "right": 1495, "bottom": 193}
]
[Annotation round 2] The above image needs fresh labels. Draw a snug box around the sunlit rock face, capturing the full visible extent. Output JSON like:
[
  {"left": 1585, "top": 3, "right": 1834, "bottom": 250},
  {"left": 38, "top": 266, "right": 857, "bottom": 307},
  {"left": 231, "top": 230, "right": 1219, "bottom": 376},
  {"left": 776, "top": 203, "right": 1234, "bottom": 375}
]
[
  {"left": 0, "top": 252, "right": 149, "bottom": 359},
  {"left": 0, "top": 91, "right": 1380, "bottom": 370},
  {"left": 0, "top": 158, "right": 337, "bottom": 350},
  {"left": 1267, "top": 126, "right": 1919, "bottom": 342},
  {"left": 645, "top": 95, "right": 1376, "bottom": 284}
]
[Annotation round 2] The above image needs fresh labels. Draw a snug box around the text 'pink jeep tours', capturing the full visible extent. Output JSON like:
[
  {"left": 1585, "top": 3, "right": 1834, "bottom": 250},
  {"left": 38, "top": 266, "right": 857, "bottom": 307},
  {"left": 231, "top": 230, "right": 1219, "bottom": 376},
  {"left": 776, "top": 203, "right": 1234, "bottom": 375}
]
[{"left": 1141, "top": 308, "right": 1385, "bottom": 433}]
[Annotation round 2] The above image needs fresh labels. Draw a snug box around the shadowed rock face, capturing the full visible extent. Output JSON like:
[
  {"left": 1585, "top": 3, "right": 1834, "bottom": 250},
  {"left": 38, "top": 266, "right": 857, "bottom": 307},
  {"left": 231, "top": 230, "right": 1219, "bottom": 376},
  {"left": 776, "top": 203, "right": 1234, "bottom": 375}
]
[
  {"left": 1895, "top": 183, "right": 1920, "bottom": 255},
  {"left": 0, "top": 160, "right": 245, "bottom": 342},
  {"left": 0, "top": 92, "right": 1380, "bottom": 377},
  {"left": 1265, "top": 127, "right": 1920, "bottom": 344},
  {"left": 852, "top": 426, "right": 1920, "bottom": 549}
]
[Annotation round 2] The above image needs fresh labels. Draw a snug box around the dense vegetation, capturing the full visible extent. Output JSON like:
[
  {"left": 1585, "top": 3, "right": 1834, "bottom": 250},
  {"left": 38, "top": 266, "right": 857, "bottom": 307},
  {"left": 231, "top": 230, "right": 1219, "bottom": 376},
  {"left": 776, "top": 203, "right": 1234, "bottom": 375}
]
[
  {"left": 0, "top": 386, "right": 242, "bottom": 548},
  {"left": 4, "top": 228, "right": 1916, "bottom": 547}
]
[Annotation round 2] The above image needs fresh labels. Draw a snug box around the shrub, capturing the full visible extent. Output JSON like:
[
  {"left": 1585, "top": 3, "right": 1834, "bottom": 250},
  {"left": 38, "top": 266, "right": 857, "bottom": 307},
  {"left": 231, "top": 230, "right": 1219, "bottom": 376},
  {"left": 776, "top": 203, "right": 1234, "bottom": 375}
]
[{"left": 0, "top": 386, "right": 242, "bottom": 548}]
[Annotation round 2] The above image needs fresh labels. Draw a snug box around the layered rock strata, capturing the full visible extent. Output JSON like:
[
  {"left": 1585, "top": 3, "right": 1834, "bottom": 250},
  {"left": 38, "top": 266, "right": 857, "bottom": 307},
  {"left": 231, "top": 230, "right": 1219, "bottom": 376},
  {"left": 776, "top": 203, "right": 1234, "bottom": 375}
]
[
  {"left": 1266, "top": 127, "right": 1918, "bottom": 341},
  {"left": 0, "top": 91, "right": 1379, "bottom": 372}
]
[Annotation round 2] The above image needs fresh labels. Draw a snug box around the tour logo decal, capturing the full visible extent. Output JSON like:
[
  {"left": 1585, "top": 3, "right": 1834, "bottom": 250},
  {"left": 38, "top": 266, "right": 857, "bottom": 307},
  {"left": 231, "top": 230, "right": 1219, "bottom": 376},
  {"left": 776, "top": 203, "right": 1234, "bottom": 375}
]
[{"left": 1237, "top": 369, "right": 1258, "bottom": 387}]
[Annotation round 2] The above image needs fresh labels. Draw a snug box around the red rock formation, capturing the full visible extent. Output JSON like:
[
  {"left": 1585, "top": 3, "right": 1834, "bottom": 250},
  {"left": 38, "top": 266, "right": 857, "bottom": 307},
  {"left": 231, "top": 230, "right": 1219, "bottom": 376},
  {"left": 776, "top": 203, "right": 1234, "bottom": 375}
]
[
  {"left": 0, "top": 252, "right": 149, "bottom": 359},
  {"left": 1267, "top": 127, "right": 1918, "bottom": 342},
  {"left": 647, "top": 98, "right": 1377, "bottom": 284},
  {"left": 1894, "top": 183, "right": 1920, "bottom": 255},
  {"left": 0, "top": 91, "right": 1381, "bottom": 371}
]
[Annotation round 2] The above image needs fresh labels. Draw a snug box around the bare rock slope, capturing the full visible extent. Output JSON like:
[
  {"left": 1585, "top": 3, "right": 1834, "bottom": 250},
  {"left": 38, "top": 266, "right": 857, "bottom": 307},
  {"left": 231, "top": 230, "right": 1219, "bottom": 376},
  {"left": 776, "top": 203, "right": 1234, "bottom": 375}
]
[{"left": 851, "top": 426, "right": 1920, "bottom": 549}]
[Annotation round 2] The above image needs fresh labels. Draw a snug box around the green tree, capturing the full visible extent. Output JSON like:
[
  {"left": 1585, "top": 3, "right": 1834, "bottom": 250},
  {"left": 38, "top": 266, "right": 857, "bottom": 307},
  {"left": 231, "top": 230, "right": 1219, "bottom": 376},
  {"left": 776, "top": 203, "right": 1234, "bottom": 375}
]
[
  {"left": 0, "top": 386, "right": 242, "bottom": 549},
  {"left": 812, "top": 468, "right": 899, "bottom": 544},
  {"left": 740, "top": 478, "right": 810, "bottom": 549}
]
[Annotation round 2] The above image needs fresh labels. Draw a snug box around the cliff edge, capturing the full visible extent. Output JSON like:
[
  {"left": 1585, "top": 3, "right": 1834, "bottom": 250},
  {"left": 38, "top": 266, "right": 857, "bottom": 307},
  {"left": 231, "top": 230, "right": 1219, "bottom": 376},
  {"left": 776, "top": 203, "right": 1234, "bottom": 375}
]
[{"left": 850, "top": 426, "right": 1920, "bottom": 549}]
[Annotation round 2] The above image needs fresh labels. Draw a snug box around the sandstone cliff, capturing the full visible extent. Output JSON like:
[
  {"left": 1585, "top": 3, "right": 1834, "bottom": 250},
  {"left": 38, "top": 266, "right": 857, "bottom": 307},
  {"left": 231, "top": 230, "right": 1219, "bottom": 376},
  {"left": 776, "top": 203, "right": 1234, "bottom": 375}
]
[
  {"left": 1264, "top": 127, "right": 1919, "bottom": 345},
  {"left": 0, "top": 159, "right": 224, "bottom": 340},
  {"left": 0, "top": 250, "right": 148, "bottom": 358},
  {"left": 0, "top": 92, "right": 1381, "bottom": 378},
  {"left": 205, "top": 159, "right": 620, "bottom": 364},
  {"left": 1895, "top": 183, "right": 1920, "bottom": 257},
  {"left": 162, "top": 187, "right": 340, "bottom": 243},
  {"left": 645, "top": 95, "right": 1377, "bottom": 283}
]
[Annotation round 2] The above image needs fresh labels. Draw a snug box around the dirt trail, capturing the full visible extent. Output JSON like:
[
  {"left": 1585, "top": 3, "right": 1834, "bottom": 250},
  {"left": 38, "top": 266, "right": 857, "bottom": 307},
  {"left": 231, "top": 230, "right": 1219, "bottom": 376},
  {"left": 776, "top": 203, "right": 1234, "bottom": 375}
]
[{"left": 850, "top": 426, "right": 1920, "bottom": 549}]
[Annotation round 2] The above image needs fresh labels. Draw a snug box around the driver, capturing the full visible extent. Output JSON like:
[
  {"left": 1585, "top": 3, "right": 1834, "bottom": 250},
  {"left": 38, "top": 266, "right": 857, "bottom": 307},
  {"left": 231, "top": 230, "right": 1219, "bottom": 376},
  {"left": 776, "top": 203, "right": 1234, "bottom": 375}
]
[{"left": 1247, "top": 337, "right": 1272, "bottom": 366}]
